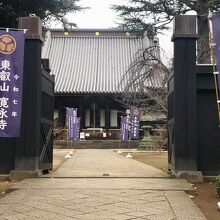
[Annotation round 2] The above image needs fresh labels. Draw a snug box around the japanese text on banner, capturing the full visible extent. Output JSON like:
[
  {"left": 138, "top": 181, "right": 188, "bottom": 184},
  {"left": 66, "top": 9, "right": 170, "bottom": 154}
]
[{"left": 0, "top": 31, "right": 25, "bottom": 137}]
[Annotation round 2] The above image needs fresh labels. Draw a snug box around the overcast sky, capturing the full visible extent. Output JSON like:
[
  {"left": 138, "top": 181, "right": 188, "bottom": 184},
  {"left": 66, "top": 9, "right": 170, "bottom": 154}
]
[{"left": 66, "top": 0, "right": 173, "bottom": 61}]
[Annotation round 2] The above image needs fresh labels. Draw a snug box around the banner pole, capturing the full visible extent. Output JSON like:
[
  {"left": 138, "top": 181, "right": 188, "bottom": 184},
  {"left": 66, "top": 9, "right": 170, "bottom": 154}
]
[
  {"left": 65, "top": 108, "right": 71, "bottom": 158},
  {"left": 117, "top": 139, "right": 122, "bottom": 154},
  {"left": 0, "top": 27, "right": 28, "bottom": 32},
  {"left": 126, "top": 116, "right": 132, "bottom": 158}
]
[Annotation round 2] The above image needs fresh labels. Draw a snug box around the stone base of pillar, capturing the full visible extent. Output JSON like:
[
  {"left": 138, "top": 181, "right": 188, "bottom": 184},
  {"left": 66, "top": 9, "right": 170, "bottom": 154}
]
[
  {"left": 171, "top": 170, "right": 203, "bottom": 183},
  {"left": 0, "top": 175, "right": 9, "bottom": 181},
  {"left": 9, "top": 170, "right": 42, "bottom": 181}
]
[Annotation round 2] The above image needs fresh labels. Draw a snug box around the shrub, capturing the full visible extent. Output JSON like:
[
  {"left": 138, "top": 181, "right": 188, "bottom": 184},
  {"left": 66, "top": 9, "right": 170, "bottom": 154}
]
[{"left": 215, "top": 175, "right": 220, "bottom": 196}]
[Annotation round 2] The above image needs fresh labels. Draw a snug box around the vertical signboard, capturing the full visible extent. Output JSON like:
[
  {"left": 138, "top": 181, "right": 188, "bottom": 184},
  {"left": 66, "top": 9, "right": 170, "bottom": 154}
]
[
  {"left": 66, "top": 108, "right": 80, "bottom": 141},
  {"left": 130, "top": 106, "right": 140, "bottom": 140},
  {"left": 120, "top": 116, "right": 129, "bottom": 141},
  {"left": 72, "top": 108, "right": 78, "bottom": 141},
  {"left": 75, "top": 117, "right": 80, "bottom": 141},
  {"left": 66, "top": 108, "right": 73, "bottom": 140},
  {"left": 0, "top": 30, "right": 25, "bottom": 137}
]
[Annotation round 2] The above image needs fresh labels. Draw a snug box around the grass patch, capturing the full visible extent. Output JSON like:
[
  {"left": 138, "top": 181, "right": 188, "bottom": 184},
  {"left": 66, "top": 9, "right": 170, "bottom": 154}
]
[{"left": 124, "top": 151, "right": 168, "bottom": 172}]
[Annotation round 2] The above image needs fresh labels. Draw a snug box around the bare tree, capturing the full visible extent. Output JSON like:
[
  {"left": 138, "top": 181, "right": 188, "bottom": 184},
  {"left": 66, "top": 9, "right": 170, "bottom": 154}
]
[{"left": 116, "top": 45, "right": 171, "bottom": 116}]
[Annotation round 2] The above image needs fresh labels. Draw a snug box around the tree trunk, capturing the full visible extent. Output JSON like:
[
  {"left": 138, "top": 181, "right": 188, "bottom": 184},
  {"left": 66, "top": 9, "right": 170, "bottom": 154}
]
[{"left": 197, "top": 0, "right": 211, "bottom": 63}]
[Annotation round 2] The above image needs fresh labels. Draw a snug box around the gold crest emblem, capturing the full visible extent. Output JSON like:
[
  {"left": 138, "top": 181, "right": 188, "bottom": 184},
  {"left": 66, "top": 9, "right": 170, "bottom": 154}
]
[{"left": 0, "top": 35, "right": 16, "bottom": 54}]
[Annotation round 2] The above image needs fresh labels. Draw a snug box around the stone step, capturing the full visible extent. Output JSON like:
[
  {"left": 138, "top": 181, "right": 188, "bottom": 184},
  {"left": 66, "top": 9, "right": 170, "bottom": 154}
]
[
  {"left": 11, "top": 178, "right": 193, "bottom": 191},
  {"left": 54, "top": 140, "right": 140, "bottom": 149}
]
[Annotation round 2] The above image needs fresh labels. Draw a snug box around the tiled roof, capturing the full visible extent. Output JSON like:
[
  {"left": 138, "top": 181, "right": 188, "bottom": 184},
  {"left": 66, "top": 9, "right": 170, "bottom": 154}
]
[{"left": 42, "top": 29, "right": 152, "bottom": 94}]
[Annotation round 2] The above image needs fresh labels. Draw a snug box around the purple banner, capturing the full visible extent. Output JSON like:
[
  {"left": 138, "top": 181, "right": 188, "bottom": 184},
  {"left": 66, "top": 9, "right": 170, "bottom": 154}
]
[
  {"left": 120, "top": 116, "right": 129, "bottom": 141},
  {"left": 130, "top": 106, "right": 140, "bottom": 140},
  {"left": 66, "top": 108, "right": 80, "bottom": 141},
  {"left": 75, "top": 117, "right": 80, "bottom": 141},
  {"left": 212, "top": 13, "right": 220, "bottom": 97},
  {"left": 72, "top": 108, "right": 78, "bottom": 141},
  {"left": 0, "top": 30, "right": 25, "bottom": 137},
  {"left": 66, "top": 108, "right": 74, "bottom": 140}
]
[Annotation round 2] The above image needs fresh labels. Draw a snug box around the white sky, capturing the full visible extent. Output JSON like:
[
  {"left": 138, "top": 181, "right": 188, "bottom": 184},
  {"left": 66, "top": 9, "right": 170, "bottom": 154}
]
[{"left": 66, "top": 0, "right": 173, "bottom": 61}]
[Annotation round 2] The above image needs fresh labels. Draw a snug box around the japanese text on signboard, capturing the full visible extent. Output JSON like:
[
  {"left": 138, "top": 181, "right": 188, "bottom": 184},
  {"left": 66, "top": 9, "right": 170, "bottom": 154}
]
[
  {"left": 0, "top": 31, "right": 25, "bottom": 137},
  {"left": 120, "top": 116, "right": 129, "bottom": 141},
  {"left": 130, "top": 106, "right": 140, "bottom": 140},
  {"left": 66, "top": 108, "right": 80, "bottom": 141}
]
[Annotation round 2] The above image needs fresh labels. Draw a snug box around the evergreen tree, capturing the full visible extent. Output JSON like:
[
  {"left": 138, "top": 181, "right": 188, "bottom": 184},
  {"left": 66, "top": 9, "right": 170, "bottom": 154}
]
[
  {"left": 112, "top": 0, "right": 220, "bottom": 63},
  {"left": 0, "top": 0, "right": 85, "bottom": 29}
]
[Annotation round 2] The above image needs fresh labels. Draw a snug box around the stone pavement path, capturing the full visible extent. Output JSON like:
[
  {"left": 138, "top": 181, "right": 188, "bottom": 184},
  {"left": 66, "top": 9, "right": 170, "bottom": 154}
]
[
  {"left": 0, "top": 149, "right": 206, "bottom": 220},
  {"left": 47, "top": 149, "right": 169, "bottom": 178}
]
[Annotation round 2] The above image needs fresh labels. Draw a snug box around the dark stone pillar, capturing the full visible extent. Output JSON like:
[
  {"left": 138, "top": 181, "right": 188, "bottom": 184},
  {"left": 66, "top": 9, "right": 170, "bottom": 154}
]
[
  {"left": 168, "top": 16, "right": 202, "bottom": 182},
  {"left": 10, "top": 17, "right": 43, "bottom": 179}
]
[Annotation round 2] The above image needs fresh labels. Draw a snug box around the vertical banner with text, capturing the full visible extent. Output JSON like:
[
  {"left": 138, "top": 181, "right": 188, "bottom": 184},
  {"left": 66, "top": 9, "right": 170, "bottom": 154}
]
[
  {"left": 130, "top": 106, "right": 140, "bottom": 140},
  {"left": 66, "top": 108, "right": 80, "bottom": 141},
  {"left": 75, "top": 117, "right": 80, "bottom": 141},
  {"left": 120, "top": 116, "right": 129, "bottom": 141},
  {"left": 72, "top": 108, "right": 78, "bottom": 141},
  {"left": 0, "top": 30, "right": 25, "bottom": 137},
  {"left": 66, "top": 108, "right": 74, "bottom": 140}
]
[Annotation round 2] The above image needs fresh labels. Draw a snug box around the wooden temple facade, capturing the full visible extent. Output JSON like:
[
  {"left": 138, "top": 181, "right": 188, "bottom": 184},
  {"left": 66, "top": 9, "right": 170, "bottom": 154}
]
[{"left": 42, "top": 29, "right": 154, "bottom": 139}]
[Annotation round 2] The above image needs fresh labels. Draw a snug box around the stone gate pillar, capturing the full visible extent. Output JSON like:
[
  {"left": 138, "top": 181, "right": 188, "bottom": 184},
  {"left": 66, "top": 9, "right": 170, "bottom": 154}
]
[{"left": 168, "top": 15, "right": 203, "bottom": 182}]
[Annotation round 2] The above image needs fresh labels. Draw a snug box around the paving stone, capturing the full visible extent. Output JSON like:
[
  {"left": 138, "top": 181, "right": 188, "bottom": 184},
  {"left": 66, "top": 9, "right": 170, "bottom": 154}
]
[
  {"left": 144, "top": 212, "right": 177, "bottom": 220},
  {"left": 126, "top": 210, "right": 153, "bottom": 218},
  {"left": 76, "top": 213, "right": 110, "bottom": 220},
  {"left": 136, "top": 201, "right": 172, "bottom": 212},
  {"left": 0, "top": 187, "right": 206, "bottom": 219},
  {"left": 98, "top": 205, "right": 131, "bottom": 214},
  {"left": 1, "top": 213, "right": 30, "bottom": 220},
  {"left": 0, "top": 194, "right": 27, "bottom": 204},
  {"left": 177, "top": 218, "right": 206, "bottom": 220},
  {"left": 0, "top": 210, "right": 19, "bottom": 218},
  {"left": 0, "top": 149, "right": 206, "bottom": 220},
  {"left": 0, "top": 204, "right": 11, "bottom": 215},
  {"left": 26, "top": 210, "right": 76, "bottom": 220},
  {"left": 171, "top": 205, "right": 207, "bottom": 219},
  {"left": 9, "top": 204, "right": 37, "bottom": 214},
  {"left": 46, "top": 149, "right": 168, "bottom": 178},
  {"left": 12, "top": 178, "right": 193, "bottom": 191},
  {"left": 111, "top": 213, "right": 137, "bottom": 220},
  {"left": 165, "top": 191, "right": 195, "bottom": 205}
]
